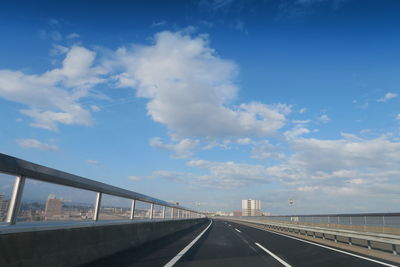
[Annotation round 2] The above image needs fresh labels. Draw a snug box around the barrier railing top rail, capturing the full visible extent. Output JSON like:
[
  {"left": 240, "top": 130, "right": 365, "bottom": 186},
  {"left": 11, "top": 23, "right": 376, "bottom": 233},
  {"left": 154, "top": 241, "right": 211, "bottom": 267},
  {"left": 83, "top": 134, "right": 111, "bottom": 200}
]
[
  {"left": 262, "top": 213, "right": 400, "bottom": 217},
  {"left": 0, "top": 153, "right": 202, "bottom": 225}
]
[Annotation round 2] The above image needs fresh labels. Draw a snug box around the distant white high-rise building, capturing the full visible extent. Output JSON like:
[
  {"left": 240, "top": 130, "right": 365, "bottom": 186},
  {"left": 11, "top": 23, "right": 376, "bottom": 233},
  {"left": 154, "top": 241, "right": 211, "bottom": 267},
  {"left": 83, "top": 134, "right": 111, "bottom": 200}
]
[
  {"left": 242, "top": 199, "right": 261, "bottom": 216},
  {"left": 44, "top": 194, "right": 63, "bottom": 220}
]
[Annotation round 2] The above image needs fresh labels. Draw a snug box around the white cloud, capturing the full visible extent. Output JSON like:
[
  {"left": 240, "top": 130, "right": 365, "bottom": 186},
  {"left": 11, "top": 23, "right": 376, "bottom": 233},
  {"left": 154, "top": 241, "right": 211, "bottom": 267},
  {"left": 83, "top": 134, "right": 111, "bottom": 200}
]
[
  {"left": 396, "top": 114, "right": 400, "bottom": 120},
  {"left": 251, "top": 140, "right": 285, "bottom": 160},
  {"left": 236, "top": 137, "right": 252, "bottom": 145},
  {"left": 109, "top": 31, "right": 291, "bottom": 139},
  {"left": 90, "top": 105, "right": 101, "bottom": 112},
  {"left": 377, "top": 92, "right": 397, "bottom": 102},
  {"left": 86, "top": 159, "right": 99, "bottom": 165},
  {"left": 200, "top": 0, "right": 236, "bottom": 10},
  {"left": 284, "top": 127, "right": 310, "bottom": 140},
  {"left": 187, "top": 160, "right": 269, "bottom": 186},
  {"left": 151, "top": 21, "right": 167, "bottom": 27},
  {"left": 232, "top": 19, "right": 247, "bottom": 34},
  {"left": 292, "top": 119, "right": 310, "bottom": 124},
  {"left": 51, "top": 31, "right": 63, "bottom": 41},
  {"left": 0, "top": 46, "right": 106, "bottom": 131},
  {"left": 150, "top": 137, "right": 199, "bottom": 159},
  {"left": 297, "top": 186, "right": 319, "bottom": 192},
  {"left": 66, "top": 33, "right": 80, "bottom": 39},
  {"left": 49, "top": 19, "right": 60, "bottom": 26},
  {"left": 340, "top": 132, "right": 362, "bottom": 141},
  {"left": 50, "top": 44, "right": 69, "bottom": 56},
  {"left": 259, "top": 134, "right": 400, "bottom": 210},
  {"left": 348, "top": 178, "right": 364, "bottom": 185},
  {"left": 128, "top": 175, "right": 142, "bottom": 181},
  {"left": 154, "top": 159, "right": 270, "bottom": 188},
  {"left": 318, "top": 114, "right": 330, "bottom": 123},
  {"left": 16, "top": 138, "right": 58, "bottom": 151},
  {"left": 299, "top": 108, "right": 307, "bottom": 114},
  {"left": 290, "top": 136, "right": 400, "bottom": 172}
]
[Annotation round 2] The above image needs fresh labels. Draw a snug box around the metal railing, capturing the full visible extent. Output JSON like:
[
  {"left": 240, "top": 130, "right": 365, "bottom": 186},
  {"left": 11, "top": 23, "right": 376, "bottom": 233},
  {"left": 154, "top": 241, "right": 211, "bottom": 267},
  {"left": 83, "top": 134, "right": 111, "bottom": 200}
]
[
  {"left": 0, "top": 153, "right": 203, "bottom": 226},
  {"left": 241, "top": 213, "right": 400, "bottom": 235},
  {"left": 225, "top": 217, "right": 400, "bottom": 255}
]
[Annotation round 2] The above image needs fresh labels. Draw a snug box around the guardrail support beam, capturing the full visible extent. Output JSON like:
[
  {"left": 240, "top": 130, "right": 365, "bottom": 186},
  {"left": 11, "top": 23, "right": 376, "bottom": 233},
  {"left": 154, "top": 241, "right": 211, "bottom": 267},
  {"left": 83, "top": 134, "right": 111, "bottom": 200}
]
[
  {"left": 130, "top": 199, "right": 136, "bottom": 220},
  {"left": 93, "top": 192, "right": 102, "bottom": 221},
  {"left": 149, "top": 203, "right": 154, "bottom": 219},
  {"left": 6, "top": 175, "right": 26, "bottom": 225},
  {"left": 162, "top": 206, "right": 166, "bottom": 219}
]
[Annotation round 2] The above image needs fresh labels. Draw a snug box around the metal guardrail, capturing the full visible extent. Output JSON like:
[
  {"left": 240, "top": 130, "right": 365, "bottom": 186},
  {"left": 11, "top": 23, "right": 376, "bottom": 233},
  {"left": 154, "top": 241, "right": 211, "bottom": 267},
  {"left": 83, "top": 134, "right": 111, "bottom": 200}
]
[
  {"left": 226, "top": 218, "right": 400, "bottom": 255},
  {"left": 254, "top": 214, "right": 400, "bottom": 229},
  {"left": 0, "top": 153, "right": 203, "bottom": 226}
]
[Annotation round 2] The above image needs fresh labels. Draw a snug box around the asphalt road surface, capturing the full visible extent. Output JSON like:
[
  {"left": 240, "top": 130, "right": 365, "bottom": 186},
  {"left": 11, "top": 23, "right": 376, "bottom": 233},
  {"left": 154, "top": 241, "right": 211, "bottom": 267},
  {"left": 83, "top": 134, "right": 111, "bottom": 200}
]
[{"left": 85, "top": 219, "right": 399, "bottom": 267}]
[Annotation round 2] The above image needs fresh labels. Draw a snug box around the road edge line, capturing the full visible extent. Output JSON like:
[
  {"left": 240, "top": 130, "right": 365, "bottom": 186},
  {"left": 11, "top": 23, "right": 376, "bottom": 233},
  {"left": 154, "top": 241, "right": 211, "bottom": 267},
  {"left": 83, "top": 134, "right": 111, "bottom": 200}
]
[
  {"left": 164, "top": 219, "right": 213, "bottom": 267},
  {"left": 255, "top": 242, "right": 292, "bottom": 267},
  {"left": 244, "top": 222, "right": 398, "bottom": 267}
]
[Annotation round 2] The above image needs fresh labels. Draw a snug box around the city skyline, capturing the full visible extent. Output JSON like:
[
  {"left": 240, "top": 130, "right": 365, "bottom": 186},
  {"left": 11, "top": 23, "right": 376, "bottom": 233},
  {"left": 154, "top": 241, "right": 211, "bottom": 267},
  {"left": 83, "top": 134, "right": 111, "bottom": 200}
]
[{"left": 1, "top": 0, "right": 400, "bottom": 213}]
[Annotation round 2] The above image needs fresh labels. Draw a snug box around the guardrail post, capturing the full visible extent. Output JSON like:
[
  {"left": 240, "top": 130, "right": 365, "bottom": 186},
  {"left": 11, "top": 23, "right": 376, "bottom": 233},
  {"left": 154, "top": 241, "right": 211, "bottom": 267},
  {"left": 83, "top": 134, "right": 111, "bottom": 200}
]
[
  {"left": 367, "top": 240, "right": 371, "bottom": 250},
  {"left": 162, "top": 206, "right": 166, "bottom": 219},
  {"left": 130, "top": 199, "right": 136, "bottom": 220},
  {"left": 6, "top": 175, "right": 26, "bottom": 225},
  {"left": 382, "top": 216, "right": 386, "bottom": 233},
  {"left": 171, "top": 208, "right": 174, "bottom": 219},
  {"left": 149, "top": 203, "right": 154, "bottom": 219},
  {"left": 93, "top": 192, "right": 102, "bottom": 221},
  {"left": 349, "top": 237, "right": 352, "bottom": 246},
  {"left": 178, "top": 209, "right": 180, "bottom": 218},
  {"left": 392, "top": 244, "right": 398, "bottom": 255}
]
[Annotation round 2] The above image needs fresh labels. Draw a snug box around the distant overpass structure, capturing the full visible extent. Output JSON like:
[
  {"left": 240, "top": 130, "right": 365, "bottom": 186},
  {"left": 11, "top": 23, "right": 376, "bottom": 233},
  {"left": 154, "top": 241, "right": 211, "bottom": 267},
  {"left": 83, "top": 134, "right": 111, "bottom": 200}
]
[{"left": 0, "top": 153, "right": 399, "bottom": 267}]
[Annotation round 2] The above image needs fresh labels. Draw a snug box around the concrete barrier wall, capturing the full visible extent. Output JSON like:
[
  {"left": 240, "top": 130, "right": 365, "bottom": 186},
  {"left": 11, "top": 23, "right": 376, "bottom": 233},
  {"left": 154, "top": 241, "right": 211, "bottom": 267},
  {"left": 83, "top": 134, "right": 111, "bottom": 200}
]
[{"left": 0, "top": 219, "right": 206, "bottom": 267}]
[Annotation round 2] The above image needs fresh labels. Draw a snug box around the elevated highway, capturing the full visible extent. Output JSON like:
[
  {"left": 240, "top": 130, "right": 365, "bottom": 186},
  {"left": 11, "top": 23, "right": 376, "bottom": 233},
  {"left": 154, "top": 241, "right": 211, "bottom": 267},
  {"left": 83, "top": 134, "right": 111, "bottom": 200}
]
[
  {"left": 86, "top": 219, "right": 399, "bottom": 267},
  {"left": 0, "top": 153, "right": 399, "bottom": 266}
]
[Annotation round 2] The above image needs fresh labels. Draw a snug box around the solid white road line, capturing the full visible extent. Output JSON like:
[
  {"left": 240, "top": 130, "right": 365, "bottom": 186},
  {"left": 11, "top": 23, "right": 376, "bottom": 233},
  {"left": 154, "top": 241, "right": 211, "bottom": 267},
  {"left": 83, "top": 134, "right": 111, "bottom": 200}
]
[
  {"left": 164, "top": 220, "right": 213, "bottom": 267},
  {"left": 235, "top": 228, "right": 241, "bottom": 233},
  {"left": 257, "top": 226, "right": 398, "bottom": 267},
  {"left": 255, "top": 242, "right": 292, "bottom": 267}
]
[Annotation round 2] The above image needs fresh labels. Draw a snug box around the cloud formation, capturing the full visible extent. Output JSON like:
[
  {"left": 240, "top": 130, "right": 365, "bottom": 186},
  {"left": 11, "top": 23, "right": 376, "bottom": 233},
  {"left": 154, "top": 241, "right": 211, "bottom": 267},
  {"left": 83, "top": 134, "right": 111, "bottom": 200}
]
[
  {"left": 377, "top": 92, "right": 397, "bottom": 102},
  {"left": 0, "top": 46, "right": 106, "bottom": 131},
  {"left": 149, "top": 137, "right": 199, "bottom": 159},
  {"left": 155, "top": 159, "right": 270, "bottom": 188},
  {"left": 110, "top": 31, "right": 291, "bottom": 139},
  {"left": 16, "top": 138, "right": 58, "bottom": 151}
]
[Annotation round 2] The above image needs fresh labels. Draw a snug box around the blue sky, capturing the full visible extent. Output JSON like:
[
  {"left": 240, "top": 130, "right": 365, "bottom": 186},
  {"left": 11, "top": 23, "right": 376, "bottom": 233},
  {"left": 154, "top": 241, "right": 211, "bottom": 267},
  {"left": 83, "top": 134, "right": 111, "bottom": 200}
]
[{"left": 1, "top": 0, "right": 400, "bottom": 214}]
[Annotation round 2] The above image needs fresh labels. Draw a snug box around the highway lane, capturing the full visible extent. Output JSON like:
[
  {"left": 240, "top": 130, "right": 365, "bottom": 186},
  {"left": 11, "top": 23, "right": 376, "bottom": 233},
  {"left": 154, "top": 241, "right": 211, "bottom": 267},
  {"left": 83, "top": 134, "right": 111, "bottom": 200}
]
[
  {"left": 84, "top": 219, "right": 399, "bottom": 267},
  {"left": 175, "top": 219, "right": 281, "bottom": 267},
  {"left": 83, "top": 220, "right": 210, "bottom": 267},
  {"left": 223, "top": 220, "right": 399, "bottom": 267}
]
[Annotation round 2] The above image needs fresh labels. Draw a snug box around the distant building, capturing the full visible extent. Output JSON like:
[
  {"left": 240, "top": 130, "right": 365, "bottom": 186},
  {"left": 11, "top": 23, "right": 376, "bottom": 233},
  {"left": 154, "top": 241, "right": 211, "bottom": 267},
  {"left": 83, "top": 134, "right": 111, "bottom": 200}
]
[
  {"left": 242, "top": 199, "right": 261, "bottom": 216},
  {"left": 215, "top": 211, "right": 232, "bottom": 217},
  {"left": 44, "top": 194, "right": 64, "bottom": 220},
  {"left": 233, "top": 210, "right": 242, "bottom": 217},
  {"left": 0, "top": 194, "right": 9, "bottom": 221}
]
